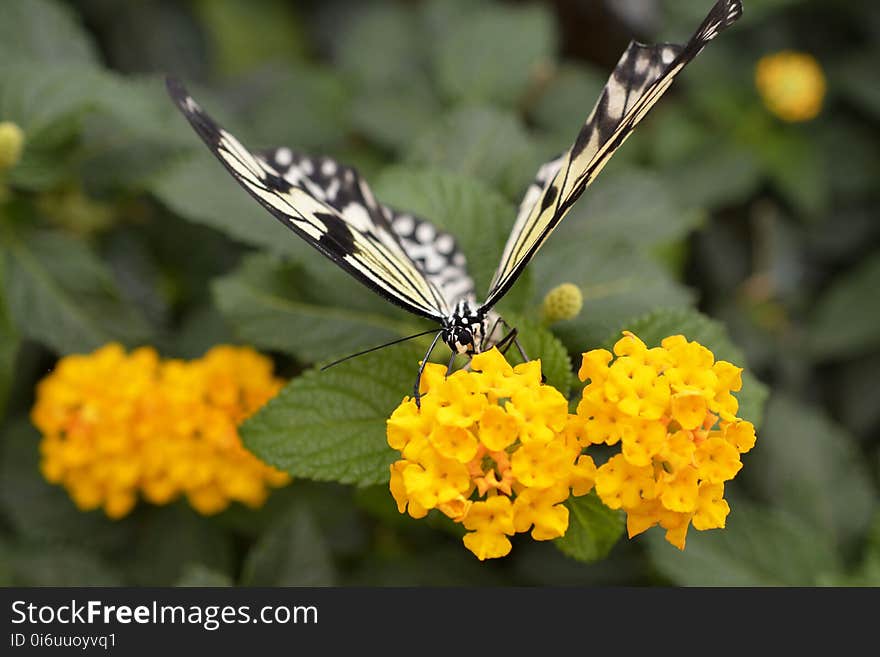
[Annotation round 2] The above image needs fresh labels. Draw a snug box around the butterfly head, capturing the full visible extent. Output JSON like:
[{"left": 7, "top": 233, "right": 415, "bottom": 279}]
[{"left": 443, "top": 300, "right": 488, "bottom": 356}]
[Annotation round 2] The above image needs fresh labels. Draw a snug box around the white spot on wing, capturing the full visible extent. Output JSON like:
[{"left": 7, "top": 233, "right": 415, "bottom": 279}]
[
  {"left": 416, "top": 222, "right": 435, "bottom": 243},
  {"left": 341, "top": 202, "right": 373, "bottom": 232},
  {"left": 321, "top": 159, "right": 337, "bottom": 176},
  {"left": 275, "top": 147, "right": 293, "bottom": 166},
  {"left": 393, "top": 215, "right": 414, "bottom": 235}
]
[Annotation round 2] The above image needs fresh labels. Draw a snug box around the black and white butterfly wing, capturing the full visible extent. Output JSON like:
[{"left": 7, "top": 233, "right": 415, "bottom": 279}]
[
  {"left": 166, "top": 77, "right": 449, "bottom": 321},
  {"left": 259, "top": 148, "right": 476, "bottom": 307},
  {"left": 483, "top": 0, "right": 743, "bottom": 309}
]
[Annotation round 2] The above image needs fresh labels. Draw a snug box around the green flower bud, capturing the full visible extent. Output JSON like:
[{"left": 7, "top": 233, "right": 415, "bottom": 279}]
[{"left": 540, "top": 283, "right": 583, "bottom": 324}]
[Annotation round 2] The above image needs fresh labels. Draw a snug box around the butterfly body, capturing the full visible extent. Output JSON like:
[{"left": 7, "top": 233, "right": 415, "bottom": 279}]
[
  {"left": 167, "top": 0, "right": 743, "bottom": 392},
  {"left": 443, "top": 299, "right": 490, "bottom": 356}
]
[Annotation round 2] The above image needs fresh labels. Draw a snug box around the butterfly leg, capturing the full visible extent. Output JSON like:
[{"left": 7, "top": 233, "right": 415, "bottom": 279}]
[
  {"left": 413, "top": 331, "right": 444, "bottom": 408},
  {"left": 481, "top": 315, "right": 504, "bottom": 351},
  {"left": 494, "top": 318, "right": 530, "bottom": 362}
]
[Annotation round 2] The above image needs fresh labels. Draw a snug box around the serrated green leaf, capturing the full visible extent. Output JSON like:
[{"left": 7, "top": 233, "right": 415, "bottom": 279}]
[
  {"left": 0, "top": 0, "right": 99, "bottom": 65},
  {"left": 747, "top": 395, "right": 876, "bottom": 550},
  {"left": 554, "top": 492, "right": 625, "bottom": 562},
  {"left": 241, "top": 501, "right": 336, "bottom": 586},
  {"left": 620, "top": 308, "right": 770, "bottom": 427},
  {"left": 2, "top": 229, "right": 153, "bottom": 355},
  {"left": 373, "top": 167, "right": 524, "bottom": 302},
  {"left": 431, "top": 3, "right": 556, "bottom": 107},
  {"left": 242, "top": 345, "right": 423, "bottom": 487},
  {"left": 806, "top": 252, "right": 880, "bottom": 360},
  {"left": 645, "top": 500, "right": 841, "bottom": 586},
  {"left": 212, "top": 254, "right": 423, "bottom": 363},
  {"left": 406, "top": 105, "right": 539, "bottom": 199}
]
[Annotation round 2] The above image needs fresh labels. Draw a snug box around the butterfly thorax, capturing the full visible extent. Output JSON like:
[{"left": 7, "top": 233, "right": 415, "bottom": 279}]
[{"left": 442, "top": 299, "right": 488, "bottom": 355}]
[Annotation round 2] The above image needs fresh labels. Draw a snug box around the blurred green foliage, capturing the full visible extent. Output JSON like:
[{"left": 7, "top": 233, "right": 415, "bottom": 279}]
[{"left": 0, "top": 0, "right": 877, "bottom": 586}]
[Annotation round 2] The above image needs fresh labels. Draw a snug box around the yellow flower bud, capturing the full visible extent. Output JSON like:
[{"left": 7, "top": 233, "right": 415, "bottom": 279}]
[
  {"left": 540, "top": 282, "right": 583, "bottom": 324},
  {"left": 755, "top": 51, "right": 826, "bottom": 122},
  {"left": 0, "top": 121, "right": 25, "bottom": 170}
]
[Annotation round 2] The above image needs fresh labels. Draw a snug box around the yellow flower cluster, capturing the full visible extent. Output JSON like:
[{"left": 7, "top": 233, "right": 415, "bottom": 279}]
[
  {"left": 387, "top": 348, "right": 596, "bottom": 560},
  {"left": 755, "top": 51, "right": 826, "bottom": 122},
  {"left": 31, "top": 343, "right": 290, "bottom": 519},
  {"left": 573, "top": 332, "right": 756, "bottom": 549}
]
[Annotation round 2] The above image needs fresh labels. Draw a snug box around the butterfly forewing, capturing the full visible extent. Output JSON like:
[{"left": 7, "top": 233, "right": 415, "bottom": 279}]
[
  {"left": 166, "top": 78, "right": 449, "bottom": 320},
  {"left": 259, "top": 148, "right": 476, "bottom": 307},
  {"left": 483, "top": 0, "right": 743, "bottom": 309}
]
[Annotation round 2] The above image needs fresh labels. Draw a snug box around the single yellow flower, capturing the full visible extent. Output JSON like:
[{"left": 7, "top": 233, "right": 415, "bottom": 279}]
[
  {"left": 0, "top": 121, "right": 24, "bottom": 170},
  {"left": 755, "top": 50, "right": 826, "bottom": 122}
]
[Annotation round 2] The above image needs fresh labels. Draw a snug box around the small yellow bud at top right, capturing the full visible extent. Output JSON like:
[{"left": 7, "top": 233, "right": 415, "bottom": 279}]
[{"left": 755, "top": 51, "right": 826, "bottom": 122}]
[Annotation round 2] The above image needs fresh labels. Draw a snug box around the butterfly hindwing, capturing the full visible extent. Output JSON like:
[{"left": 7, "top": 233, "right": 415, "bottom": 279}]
[
  {"left": 484, "top": 0, "right": 743, "bottom": 308},
  {"left": 166, "top": 78, "right": 449, "bottom": 320},
  {"left": 260, "top": 147, "right": 476, "bottom": 307}
]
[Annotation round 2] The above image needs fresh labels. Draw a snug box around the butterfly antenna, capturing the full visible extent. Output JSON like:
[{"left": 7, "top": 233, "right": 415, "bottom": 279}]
[{"left": 320, "top": 328, "right": 442, "bottom": 371}]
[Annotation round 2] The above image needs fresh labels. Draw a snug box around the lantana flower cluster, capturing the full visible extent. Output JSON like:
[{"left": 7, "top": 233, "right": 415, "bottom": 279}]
[
  {"left": 573, "top": 332, "right": 756, "bottom": 549},
  {"left": 31, "top": 343, "right": 289, "bottom": 519},
  {"left": 387, "top": 348, "right": 596, "bottom": 560}
]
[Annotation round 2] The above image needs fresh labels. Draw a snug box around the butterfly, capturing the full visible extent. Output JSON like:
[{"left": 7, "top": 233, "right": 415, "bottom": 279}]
[{"left": 167, "top": 0, "right": 743, "bottom": 400}]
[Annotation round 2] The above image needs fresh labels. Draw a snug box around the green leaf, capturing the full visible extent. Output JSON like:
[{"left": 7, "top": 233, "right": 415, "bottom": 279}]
[
  {"left": 554, "top": 492, "right": 625, "bottom": 563},
  {"left": 645, "top": 500, "right": 841, "bottom": 586},
  {"left": 7, "top": 544, "right": 123, "bottom": 586},
  {"left": 241, "top": 502, "right": 336, "bottom": 586},
  {"left": 175, "top": 564, "right": 234, "bottom": 587},
  {"left": 501, "top": 312, "right": 574, "bottom": 396},
  {"left": 0, "top": 0, "right": 99, "bottom": 65},
  {"left": 351, "top": 85, "right": 440, "bottom": 153},
  {"left": 747, "top": 395, "right": 876, "bottom": 550},
  {"left": 533, "top": 242, "right": 695, "bottom": 353},
  {"left": 2, "top": 229, "right": 153, "bottom": 355},
  {"left": 530, "top": 62, "right": 607, "bottom": 153},
  {"left": 126, "top": 504, "right": 235, "bottom": 586},
  {"left": 0, "top": 275, "right": 18, "bottom": 421},
  {"left": 0, "top": 418, "right": 135, "bottom": 552},
  {"left": 334, "top": 4, "right": 425, "bottom": 91},
  {"left": 406, "top": 105, "right": 539, "bottom": 199},
  {"left": 806, "top": 252, "right": 880, "bottom": 360},
  {"left": 373, "top": 167, "right": 523, "bottom": 302},
  {"left": 242, "top": 345, "right": 423, "bottom": 487},
  {"left": 150, "top": 150, "right": 300, "bottom": 254},
  {"left": 547, "top": 167, "right": 704, "bottom": 249},
  {"left": 212, "top": 254, "right": 422, "bottom": 363},
  {"left": 431, "top": 3, "right": 556, "bottom": 107},
  {"left": 620, "top": 308, "right": 770, "bottom": 427},
  {"left": 194, "top": 0, "right": 307, "bottom": 76}
]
